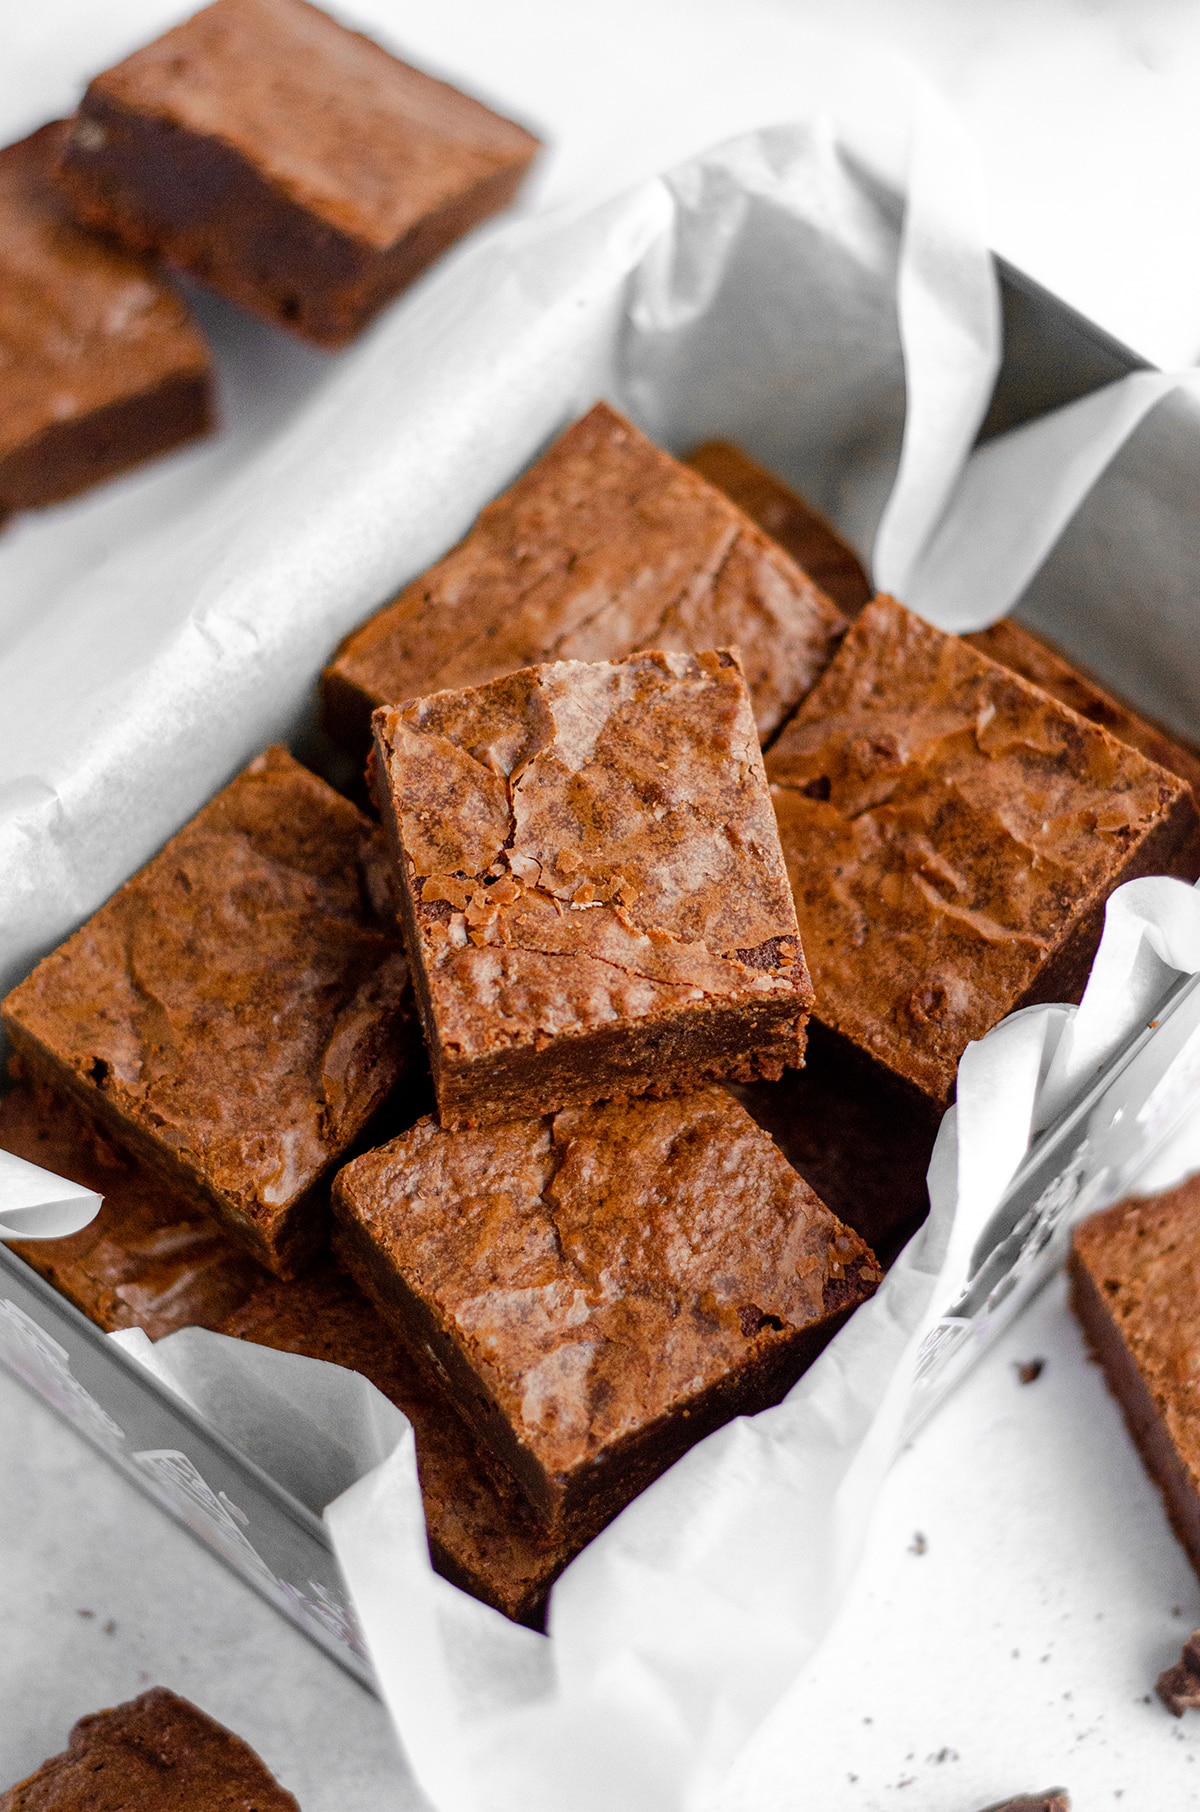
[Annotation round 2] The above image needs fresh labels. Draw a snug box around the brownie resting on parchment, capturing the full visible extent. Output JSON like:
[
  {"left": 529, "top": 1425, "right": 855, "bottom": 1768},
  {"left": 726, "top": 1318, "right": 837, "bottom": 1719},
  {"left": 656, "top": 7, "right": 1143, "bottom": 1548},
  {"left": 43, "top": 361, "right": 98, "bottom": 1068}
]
[
  {"left": 323, "top": 402, "right": 847, "bottom": 756},
  {"left": 55, "top": 0, "right": 539, "bottom": 347},
  {"left": 373, "top": 646, "right": 812, "bottom": 1128},
  {"left": 1, "top": 1079, "right": 580, "bottom": 1625},
  {"left": 0, "top": 121, "right": 211, "bottom": 521},
  {"left": 767, "top": 595, "right": 1200, "bottom": 1112},
  {"left": 0, "top": 1686, "right": 298, "bottom": 1812},
  {"left": 333, "top": 1087, "right": 881, "bottom": 1541},
  {"left": 2, "top": 747, "right": 415, "bottom": 1278}
]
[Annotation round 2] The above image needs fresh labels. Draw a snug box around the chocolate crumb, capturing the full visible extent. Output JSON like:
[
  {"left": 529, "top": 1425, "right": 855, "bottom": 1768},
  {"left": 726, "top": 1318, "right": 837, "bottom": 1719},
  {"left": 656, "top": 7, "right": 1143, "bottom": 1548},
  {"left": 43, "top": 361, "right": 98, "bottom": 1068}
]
[
  {"left": 1158, "top": 1628, "right": 1200, "bottom": 1715},
  {"left": 1015, "top": 1358, "right": 1045, "bottom": 1385},
  {"left": 976, "top": 1795, "right": 1070, "bottom": 1812}
]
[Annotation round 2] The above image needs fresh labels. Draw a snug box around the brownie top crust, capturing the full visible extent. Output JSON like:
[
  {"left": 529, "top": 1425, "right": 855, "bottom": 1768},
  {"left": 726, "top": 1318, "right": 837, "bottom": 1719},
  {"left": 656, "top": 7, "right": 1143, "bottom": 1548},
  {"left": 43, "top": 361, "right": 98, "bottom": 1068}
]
[
  {"left": 375, "top": 647, "right": 811, "bottom": 1065},
  {"left": 2, "top": 747, "right": 410, "bottom": 1251},
  {"left": 684, "top": 439, "right": 873, "bottom": 619},
  {"left": 327, "top": 402, "right": 847, "bottom": 748},
  {"left": 0, "top": 1686, "right": 298, "bottom": 1811},
  {"left": 0, "top": 121, "right": 210, "bottom": 465},
  {"left": 768, "top": 595, "right": 1198, "bottom": 1106},
  {"left": 334, "top": 1088, "right": 879, "bottom": 1488},
  {"left": 76, "top": 0, "right": 539, "bottom": 252},
  {"left": 966, "top": 618, "right": 1200, "bottom": 798}
]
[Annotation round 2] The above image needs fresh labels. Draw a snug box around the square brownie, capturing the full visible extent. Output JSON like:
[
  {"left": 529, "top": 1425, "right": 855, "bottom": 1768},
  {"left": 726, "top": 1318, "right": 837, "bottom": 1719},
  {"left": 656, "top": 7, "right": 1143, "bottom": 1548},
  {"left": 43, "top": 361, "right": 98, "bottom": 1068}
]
[
  {"left": 0, "top": 121, "right": 212, "bottom": 521},
  {"left": 767, "top": 595, "right": 1200, "bottom": 1112},
  {"left": 333, "top": 1087, "right": 881, "bottom": 1538},
  {"left": 685, "top": 439, "right": 873, "bottom": 618},
  {"left": 55, "top": 0, "right": 540, "bottom": 347},
  {"left": 0, "top": 1079, "right": 578, "bottom": 1626},
  {"left": 0, "top": 1686, "right": 298, "bottom": 1811},
  {"left": 966, "top": 619, "right": 1200, "bottom": 799},
  {"left": 2, "top": 747, "right": 415, "bottom": 1277},
  {"left": 1070, "top": 1177, "right": 1200, "bottom": 1586},
  {"left": 322, "top": 402, "right": 847, "bottom": 757},
  {"left": 373, "top": 646, "right": 813, "bottom": 1128}
]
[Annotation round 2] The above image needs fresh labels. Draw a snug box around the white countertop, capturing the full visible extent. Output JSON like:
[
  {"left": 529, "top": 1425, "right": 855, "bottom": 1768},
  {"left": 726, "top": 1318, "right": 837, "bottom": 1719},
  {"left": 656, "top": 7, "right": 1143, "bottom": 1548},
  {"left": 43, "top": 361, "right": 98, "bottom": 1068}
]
[{"left": 5, "top": 3, "right": 1200, "bottom": 1806}]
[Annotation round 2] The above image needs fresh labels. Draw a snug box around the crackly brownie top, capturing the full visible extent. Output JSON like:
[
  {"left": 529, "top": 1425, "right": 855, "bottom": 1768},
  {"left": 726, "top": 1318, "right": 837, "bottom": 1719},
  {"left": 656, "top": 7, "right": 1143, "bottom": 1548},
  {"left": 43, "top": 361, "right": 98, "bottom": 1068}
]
[
  {"left": 376, "top": 647, "right": 811, "bottom": 1059},
  {"left": 1073, "top": 1180, "right": 1200, "bottom": 1487},
  {"left": 2, "top": 747, "right": 409, "bottom": 1224},
  {"left": 332, "top": 402, "right": 846, "bottom": 742},
  {"left": 76, "top": 0, "right": 539, "bottom": 250},
  {"left": 0, "top": 123, "right": 209, "bottom": 463},
  {"left": 767, "top": 595, "right": 1192, "bottom": 1103},
  {"left": 336, "top": 1088, "right": 880, "bottom": 1480},
  {"left": 685, "top": 439, "right": 872, "bottom": 618},
  {"left": 0, "top": 1686, "right": 298, "bottom": 1812},
  {"left": 966, "top": 619, "right": 1200, "bottom": 797}
]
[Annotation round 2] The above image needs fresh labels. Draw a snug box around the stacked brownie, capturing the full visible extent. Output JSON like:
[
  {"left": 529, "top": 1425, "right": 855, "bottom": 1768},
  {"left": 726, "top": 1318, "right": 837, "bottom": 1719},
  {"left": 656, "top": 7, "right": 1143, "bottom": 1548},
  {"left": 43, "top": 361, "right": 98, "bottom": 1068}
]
[{"left": 0, "top": 0, "right": 538, "bottom": 522}]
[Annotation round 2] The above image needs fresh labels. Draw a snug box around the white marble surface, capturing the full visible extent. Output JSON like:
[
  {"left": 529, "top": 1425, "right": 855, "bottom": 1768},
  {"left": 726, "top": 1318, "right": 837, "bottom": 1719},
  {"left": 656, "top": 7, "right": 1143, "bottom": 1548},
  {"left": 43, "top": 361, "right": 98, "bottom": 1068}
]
[{"left": 6, "top": 1, "right": 1200, "bottom": 1806}]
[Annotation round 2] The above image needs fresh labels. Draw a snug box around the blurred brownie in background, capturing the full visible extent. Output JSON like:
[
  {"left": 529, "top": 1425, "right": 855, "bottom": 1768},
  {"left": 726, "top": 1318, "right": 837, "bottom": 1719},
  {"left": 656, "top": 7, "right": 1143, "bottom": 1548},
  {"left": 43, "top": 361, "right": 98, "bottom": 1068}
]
[
  {"left": 55, "top": 0, "right": 540, "bottom": 347},
  {"left": 324, "top": 403, "right": 847, "bottom": 758},
  {"left": 0, "top": 121, "right": 211, "bottom": 523}
]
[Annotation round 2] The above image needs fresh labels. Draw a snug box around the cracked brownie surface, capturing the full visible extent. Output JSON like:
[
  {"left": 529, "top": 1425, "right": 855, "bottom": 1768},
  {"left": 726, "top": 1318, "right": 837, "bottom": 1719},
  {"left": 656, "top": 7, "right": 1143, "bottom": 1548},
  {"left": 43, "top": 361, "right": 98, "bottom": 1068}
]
[
  {"left": 768, "top": 595, "right": 1200, "bottom": 1110},
  {"left": 333, "top": 1086, "right": 881, "bottom": 1535},
  {"left": 323, "top": 401, "right": 846, "bottom": 754},
  {"left": 373, "top": 646, "right": 811, "bottom": 1127},
  {"left": 2, "top": 746, "right": 414, "bottom": 1275}
]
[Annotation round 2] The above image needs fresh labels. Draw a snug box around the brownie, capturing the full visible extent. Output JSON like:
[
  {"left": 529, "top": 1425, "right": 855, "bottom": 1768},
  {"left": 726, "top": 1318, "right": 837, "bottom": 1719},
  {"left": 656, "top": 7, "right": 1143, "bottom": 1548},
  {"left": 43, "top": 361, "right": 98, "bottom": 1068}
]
[
  {"left": 54, "top": 0, "right": 539, "bottom": 348},
  {"left": 1157, "top": 1627, "right": 1200, "bottom": 1716},
  {"left": 0, "top": 1080, "right": 579, "bottom": 1625},
  {"left": 733, "top": 1021, "right": 937, "bottom": 1266},
  {"left": 373, "top": 647, "right": 813, "bottom": 1128},
  {"left": 1070, "top": 1176, "right": 1200, "bottom": 1589},
  {"left": 0, "top": 1686, "right": 297, "bottom": 1811},
  {"left": 333, "top": 1088, "right": 881, "bottom": 1539},
  {"left": 2, "top": 747, "right": 415, "bottom": 1278},
  {"left": 0, "top": 121, "right": 211, "bottom": 521},
  {"left": 767, "top": 595, "right": 1200, "bottom": 1112},
  {"left": 966, "top": 619, "right": 1200, "bottom": 798},
  {"left": 685, "top": 439, "right": 873, "bottom": 618},
  {"left": 323, "top": 402, "right": 847, "bottom": 757}
]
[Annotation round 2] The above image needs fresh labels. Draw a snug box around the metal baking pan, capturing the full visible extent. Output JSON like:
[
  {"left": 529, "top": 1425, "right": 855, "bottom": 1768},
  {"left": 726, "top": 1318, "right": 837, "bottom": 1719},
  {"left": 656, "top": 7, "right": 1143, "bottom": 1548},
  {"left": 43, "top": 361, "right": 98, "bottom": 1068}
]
[{"left": 0, "top": 254, "right": 1152, "bottom": 1689}]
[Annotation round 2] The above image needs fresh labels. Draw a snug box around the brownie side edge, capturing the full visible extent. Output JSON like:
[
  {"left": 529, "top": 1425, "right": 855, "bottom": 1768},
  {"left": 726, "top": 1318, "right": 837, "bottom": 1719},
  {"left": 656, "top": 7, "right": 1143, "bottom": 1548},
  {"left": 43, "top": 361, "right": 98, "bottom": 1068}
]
[
  {"left": 1068, "top": 1242, "right": 1200, "bottom": 1580},
  {"left": 0, "top": 366, "right": 213, "bottom": 514}
]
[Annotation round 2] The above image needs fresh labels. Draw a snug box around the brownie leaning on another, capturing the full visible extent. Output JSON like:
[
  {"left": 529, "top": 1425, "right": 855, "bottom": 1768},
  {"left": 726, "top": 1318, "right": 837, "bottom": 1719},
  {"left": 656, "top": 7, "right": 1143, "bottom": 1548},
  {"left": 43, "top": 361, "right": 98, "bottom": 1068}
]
[
  {"left": 0, "top": 1687, "right": 298, "bottom": 1812},
  {"left": 372, "top": 646, "right": 812, "bottom": 1129},
  {"left": 2, "top": 746, "right": 417, "bottom": 1278}
]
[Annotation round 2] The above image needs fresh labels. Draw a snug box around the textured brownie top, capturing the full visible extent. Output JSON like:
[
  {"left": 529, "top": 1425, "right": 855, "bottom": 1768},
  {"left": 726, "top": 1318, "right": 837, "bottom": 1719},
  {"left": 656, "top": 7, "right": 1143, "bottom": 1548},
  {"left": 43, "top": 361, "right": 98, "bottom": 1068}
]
[
  {"left": 0, "top": 122, "right": 209, "bottom": 465},
  {"left": 74, "top": 0, "right": 539, "bottom": 252},
  {"left": 767, "top": 595, "right": 1196, "bottom": 1105},
  {"left": 328, "top": 403, "right": 846, "bottom": 745},
  {"left": 335, "top": 1088, "right": 880, "bottom": 1487},
  {"left": 685, "top": 440, "right": 872, "bottom": 618},
  {"left": 1072, "top": 1177, "right": 1200, "bottom": 1493},
  {"left": 3, "top": 747, "right": 410, "bottom": 1239},
  {"left": 0, "top": 1687, "right": 297, "bottom": 1811},
  {"left": 376, "top": 647, "right": 811, "bottom": 1063},
  {"left": 1, "top": 1080, "right": 577, "bottom": 1624},
  {"left": 966, "top": 619, "right": 1200, "bottom": 797}
]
